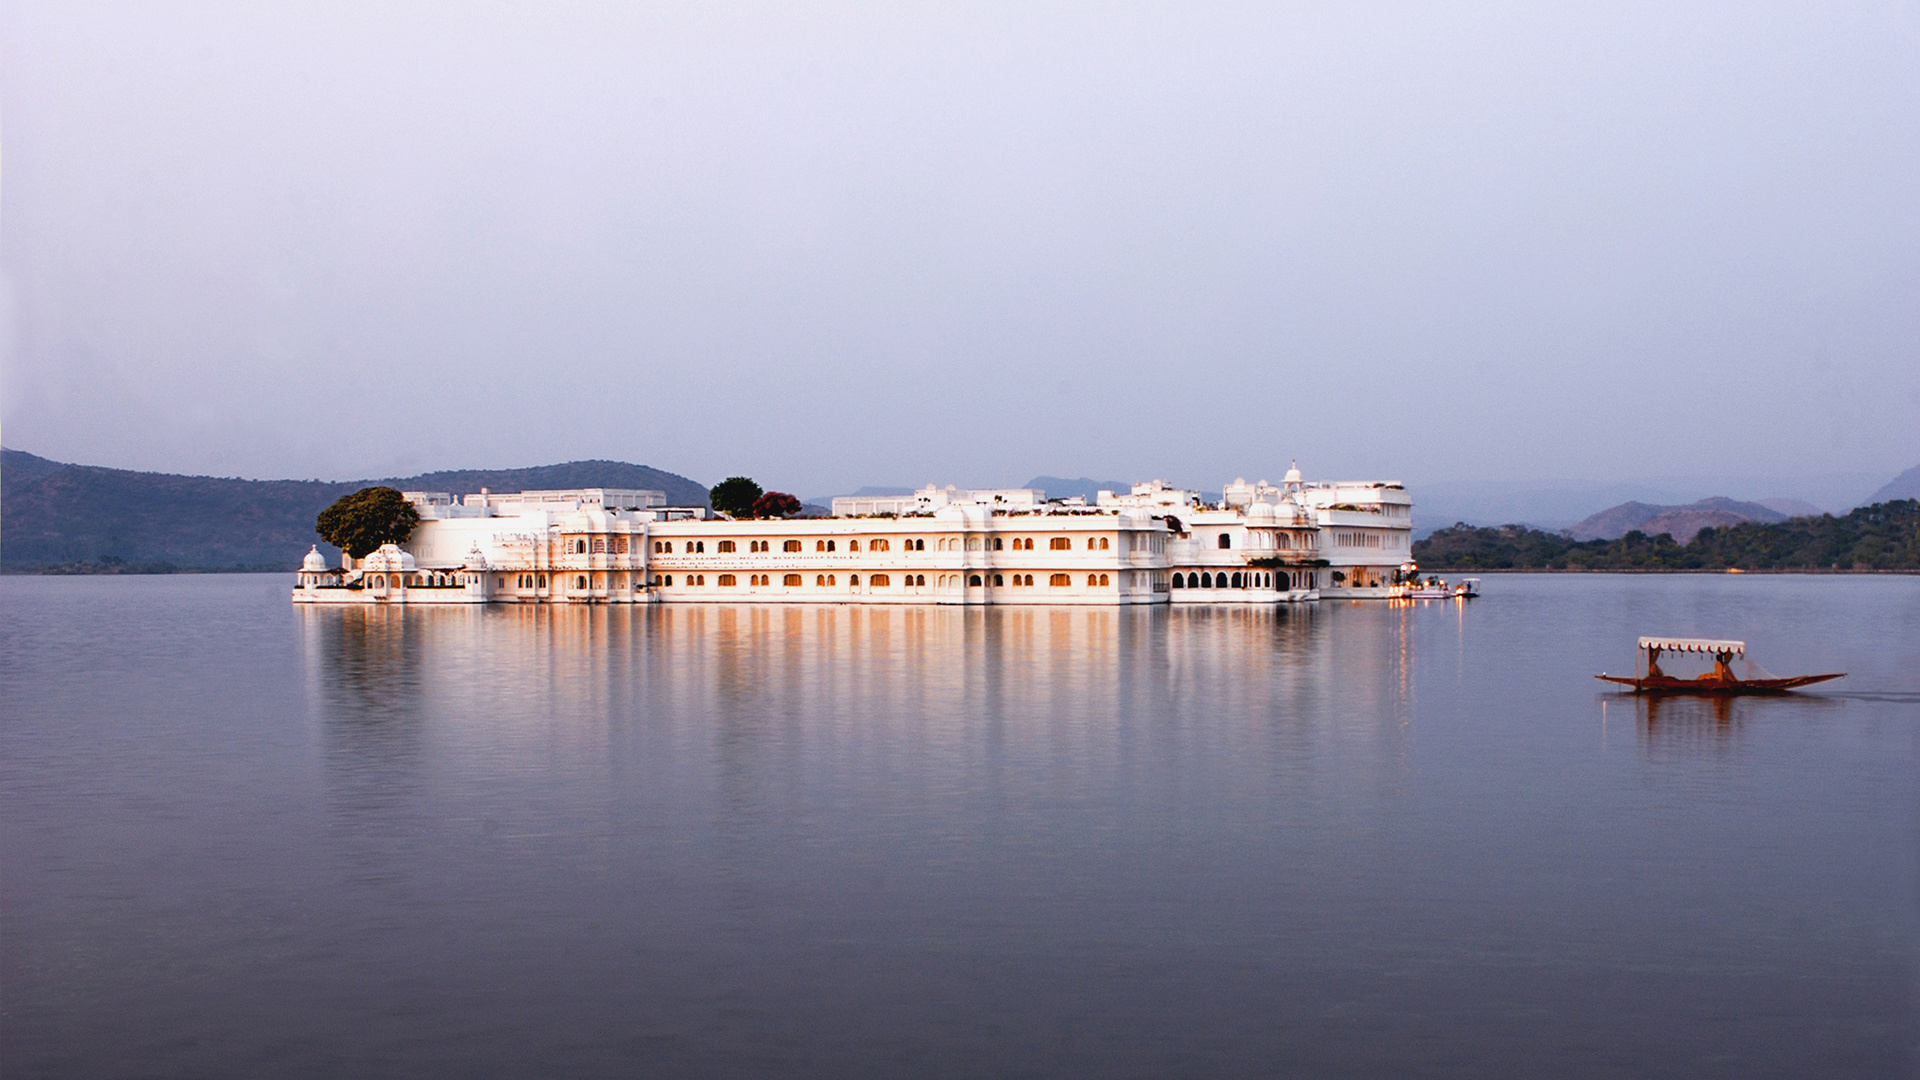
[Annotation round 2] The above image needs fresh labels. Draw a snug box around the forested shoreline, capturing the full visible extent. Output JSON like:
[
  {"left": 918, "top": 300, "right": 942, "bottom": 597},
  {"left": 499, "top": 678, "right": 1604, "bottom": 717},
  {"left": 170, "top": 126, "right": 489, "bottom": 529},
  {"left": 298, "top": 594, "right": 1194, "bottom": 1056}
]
[{"left": 1413, "top": 499, "right": 1920, "bottom": 571}]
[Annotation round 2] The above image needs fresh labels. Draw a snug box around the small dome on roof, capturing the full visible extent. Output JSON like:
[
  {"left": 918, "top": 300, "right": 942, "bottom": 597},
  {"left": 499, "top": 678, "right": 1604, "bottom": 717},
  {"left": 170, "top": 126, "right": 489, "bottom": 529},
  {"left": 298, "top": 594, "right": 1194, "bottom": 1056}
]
[
  {"left": 1284, "top": 460, "right": 1303, "bottom": 486},
  {"left": 1246, "top": 501, "right": 1277, "bottom": 522},
  {"left": 302, "top": 545, "right": 329, "bottom": 572},
  {"left": 462, "top": 545, "right": 489, "bottom": 571},
  {"left": 361, "top": 543, "right": 416, "bottom": 572}
]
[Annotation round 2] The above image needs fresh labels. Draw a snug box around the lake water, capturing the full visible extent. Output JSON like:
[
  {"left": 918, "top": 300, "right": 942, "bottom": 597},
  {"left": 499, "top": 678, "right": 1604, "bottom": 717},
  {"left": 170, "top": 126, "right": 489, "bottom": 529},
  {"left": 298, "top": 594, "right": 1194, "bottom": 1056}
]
[{"left": 3, "top": 574, "right": 1917, "bottom": 1078}]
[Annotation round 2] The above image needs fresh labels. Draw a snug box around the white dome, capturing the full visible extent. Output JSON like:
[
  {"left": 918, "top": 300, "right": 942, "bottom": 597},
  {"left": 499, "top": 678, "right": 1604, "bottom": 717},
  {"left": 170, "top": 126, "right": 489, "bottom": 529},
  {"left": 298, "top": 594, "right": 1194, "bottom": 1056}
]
[
  {"left": 462, "top": 545, "right": 489, "bottom": 571},
  {"left": 361, "top": 543, "right": 416, "bottom": 572},
  {"left": 1246, "top": 501, "right": 1277, "bottom": 522},
  {"left": 301, "top": 545, "right": 330, "bottom": 572},
  {"left": 1284, "top": 460, "right": 1303, "bottom": 485}
]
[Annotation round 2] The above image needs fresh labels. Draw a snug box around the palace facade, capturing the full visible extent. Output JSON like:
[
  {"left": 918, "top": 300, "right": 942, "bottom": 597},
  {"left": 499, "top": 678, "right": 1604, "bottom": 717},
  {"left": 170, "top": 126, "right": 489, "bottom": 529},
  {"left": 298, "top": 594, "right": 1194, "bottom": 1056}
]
[{"left": 292, "top": 466, "right": 1415, "bottom": 606}]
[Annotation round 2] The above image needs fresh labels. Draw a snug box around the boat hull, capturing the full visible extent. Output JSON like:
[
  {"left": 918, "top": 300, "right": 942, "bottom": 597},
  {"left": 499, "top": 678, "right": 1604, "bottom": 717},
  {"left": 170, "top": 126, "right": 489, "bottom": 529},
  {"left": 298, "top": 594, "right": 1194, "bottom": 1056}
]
[{"left": 1594, "top": 673, "right": 1844, "bottom": 695}]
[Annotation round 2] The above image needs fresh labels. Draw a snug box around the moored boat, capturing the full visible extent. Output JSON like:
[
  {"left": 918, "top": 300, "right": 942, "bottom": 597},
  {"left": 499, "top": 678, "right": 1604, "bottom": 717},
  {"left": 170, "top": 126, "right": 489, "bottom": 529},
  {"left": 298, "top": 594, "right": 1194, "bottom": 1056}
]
[
  {"left": 1595, "top": 636, "right": 1843, "bottom": 694},
  {"left": 1397, "top": 573, "right": 1479, "bottom": 599}
]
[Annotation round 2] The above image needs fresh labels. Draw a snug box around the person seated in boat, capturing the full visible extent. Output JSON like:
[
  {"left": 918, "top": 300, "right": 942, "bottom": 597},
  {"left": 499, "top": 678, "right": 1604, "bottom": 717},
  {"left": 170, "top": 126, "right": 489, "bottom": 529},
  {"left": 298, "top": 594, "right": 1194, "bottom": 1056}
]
[{"left": 1712, "top": 649, "right": 1739, "bottom": 683}]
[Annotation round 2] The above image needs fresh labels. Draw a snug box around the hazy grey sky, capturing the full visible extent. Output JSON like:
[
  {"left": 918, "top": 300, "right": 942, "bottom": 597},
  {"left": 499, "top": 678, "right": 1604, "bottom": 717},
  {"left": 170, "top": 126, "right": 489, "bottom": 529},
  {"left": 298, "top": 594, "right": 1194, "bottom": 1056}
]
[{"left": 4, "top": 2, "right": 1916, "bottom": 498}]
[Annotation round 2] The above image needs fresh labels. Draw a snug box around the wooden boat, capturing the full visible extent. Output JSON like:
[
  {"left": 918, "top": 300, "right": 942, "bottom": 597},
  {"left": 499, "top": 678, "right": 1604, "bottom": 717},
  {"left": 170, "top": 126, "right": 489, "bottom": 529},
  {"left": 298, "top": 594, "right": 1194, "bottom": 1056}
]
[
  {"left": 1397, "top": 576, "right": 1480, "bottom": 599},
  {"left": 1596, "top": 636, "right": 1843, "bottom": 694}
]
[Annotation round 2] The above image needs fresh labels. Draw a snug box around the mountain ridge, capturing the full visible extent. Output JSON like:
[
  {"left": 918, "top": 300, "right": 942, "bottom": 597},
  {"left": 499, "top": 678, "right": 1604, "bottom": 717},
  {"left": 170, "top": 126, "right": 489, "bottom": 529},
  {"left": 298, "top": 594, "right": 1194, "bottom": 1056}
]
[
  {"left": 1565, "top": 496, "right": 1789, "bottom": 543},
  {"left": 1869, "top": 464, "right": 1920, "bottom": 504},
  {"left": 1, "top": 449, "right": 709, "bottom": 572}
]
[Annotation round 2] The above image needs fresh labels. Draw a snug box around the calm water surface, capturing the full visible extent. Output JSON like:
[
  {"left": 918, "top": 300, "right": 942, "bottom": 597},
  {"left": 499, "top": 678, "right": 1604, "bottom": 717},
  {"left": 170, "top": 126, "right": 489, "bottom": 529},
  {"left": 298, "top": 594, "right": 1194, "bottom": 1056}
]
[{"left": 3, "top": 574, "right": 1917, "bottom": 1078}]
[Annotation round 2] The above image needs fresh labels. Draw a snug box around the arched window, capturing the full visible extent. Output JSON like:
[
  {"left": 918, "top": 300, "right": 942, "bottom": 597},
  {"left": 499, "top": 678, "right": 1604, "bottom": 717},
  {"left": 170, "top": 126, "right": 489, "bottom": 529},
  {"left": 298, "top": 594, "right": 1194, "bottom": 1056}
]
[
  {"left": 872, "top": 539, "right": 890, "bottom": 552},
  {"left": 1051, "top": 537, "right": 1071, "bottom": 551},
  {"left": 695, "top": 541, "right": 705, "bottom": 553},
  {"left": 718, "top": 574, "right": 736, "bottom": 586},
  {"left": 850, "top": 575, "right": 860, "bottom": 586},
  {"left": 718, "top": 540, "right": 735, "bottom": 553},
  {"left": 993, "top": 574, "right": 1004, "bottom": 586},
  {"left": 816, "top": 540, "right": 827, "bottom": 551},
  {"left": 1218, "top": 534, "right": 1231, "bottom": 549},
  {"left": 662, "top": 575, "right": 673, "bottom": 587},
  {"left": 576, "top": 575, "right": 588, "bottom": 589},
  {"left": 1098, "top": 574, "right": 1109, "bottom": 586},
  {"left": 871, "top": 574, "right": 891, "bottom": 587},
  {"left": 1231, "top": 572, "right": 1242, "bottom": 588},
  {"left": 993, "top": 538, "right": 1004, "bottom": 550},
  {"left": 1171, "top": 574, "right": 1184, "bottom": 589},
  {"left": 816, "top": 574, "right": 826, "bottom": 586},
  {"left": 1100, "top": 537, "right": 1109, "bottom": 550},
  {"left": 593, "top": 538, "right": 606, "bottom": 553},
  {"left": 1087, "top": 538, "right": 1098, "bottom": 550},
  {"left": 915, "top": 574, "right": 926, "bottom": 586},
  {"left": 969, "top": 574, "right": 983, "bottom": 586},
  {"left": 1087, "top": 574, "right": 1098, "bottom": 586},
  {"left": 826, "top": 540, "right": 836, "bottom": 551},
  {"left": 784, "top": 540, "right": 801, "bottom": 552},
  {"left": 784, "top": 574, "right": 802, "bottom": 586},
  {"left": 849, "top": 540, "right": 860, "bottom": 552},
  {"left": 1201, "top": 572, "right": 1213, "bottom": 588}
]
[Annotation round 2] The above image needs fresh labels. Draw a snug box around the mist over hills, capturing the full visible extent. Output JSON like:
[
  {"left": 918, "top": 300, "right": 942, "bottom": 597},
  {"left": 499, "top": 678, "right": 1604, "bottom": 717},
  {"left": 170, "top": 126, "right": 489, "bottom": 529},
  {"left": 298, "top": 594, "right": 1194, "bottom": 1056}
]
[
  {"left": 0, "top": 449, "right": 708, "bottom": 573},
  {"left": 1870, "top": 464, "right": 1920, "bottom": 504}
]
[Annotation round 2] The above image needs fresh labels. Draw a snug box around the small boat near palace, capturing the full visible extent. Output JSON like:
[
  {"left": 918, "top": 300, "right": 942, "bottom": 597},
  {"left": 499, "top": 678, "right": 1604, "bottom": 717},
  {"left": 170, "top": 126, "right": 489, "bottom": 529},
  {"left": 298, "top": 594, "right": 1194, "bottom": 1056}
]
[
  {"left": 1396, "top": 574, "right": 1479, "bottom": 599},
  {"left": 1596, "top": 636, "right": 1844, "bottom": 694}
]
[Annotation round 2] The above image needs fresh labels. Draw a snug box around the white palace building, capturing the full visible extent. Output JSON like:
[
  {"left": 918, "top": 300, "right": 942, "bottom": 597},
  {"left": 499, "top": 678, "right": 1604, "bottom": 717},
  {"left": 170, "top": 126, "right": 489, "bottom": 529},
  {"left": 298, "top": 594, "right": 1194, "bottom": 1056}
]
[{"left": 292, "top": 465, "right": 1415, "bottom": 607}]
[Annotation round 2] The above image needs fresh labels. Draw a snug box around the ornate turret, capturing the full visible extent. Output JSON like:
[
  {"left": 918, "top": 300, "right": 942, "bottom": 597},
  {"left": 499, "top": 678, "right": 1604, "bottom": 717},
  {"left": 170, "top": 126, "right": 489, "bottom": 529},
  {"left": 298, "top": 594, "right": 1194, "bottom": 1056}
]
[
  {"left": 360, "top": 543, "right": 417, "bottom": 573},
  {"left": 301, "top": 545, "right": 329, "bottom": 573}
]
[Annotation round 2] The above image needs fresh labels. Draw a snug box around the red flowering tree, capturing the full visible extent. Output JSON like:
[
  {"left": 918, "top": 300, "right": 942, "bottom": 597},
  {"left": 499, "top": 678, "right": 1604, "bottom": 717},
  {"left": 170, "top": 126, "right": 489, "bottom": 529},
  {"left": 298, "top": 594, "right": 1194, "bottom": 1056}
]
[{"left": 751, "top": 492, "right": 803, "bottom": 519}]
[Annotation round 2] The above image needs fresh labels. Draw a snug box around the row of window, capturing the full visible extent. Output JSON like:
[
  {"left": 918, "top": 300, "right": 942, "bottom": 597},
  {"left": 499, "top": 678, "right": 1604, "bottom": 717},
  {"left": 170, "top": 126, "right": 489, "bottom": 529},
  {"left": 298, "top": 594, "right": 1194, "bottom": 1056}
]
[
  {"left": 1333, "top": 532, "right": 1406, "bottom": 549},
  {"left": 364, "top": 572, "right": 471, "bottom": 589},
  {"left": 650, "top": 535, "right": 1117, "bottom": 554},
  {"left": 567, "top": 538, "right": 632, "bottom": 554},
  {"left": 656, "top": 573, "right": 929, "bottom": 588},
  {"left": 650, "top": 572, "right": 1118, "bottom": 589},
  {"left": 1170, "top": 570, "right": 1311, "bottom": 589}
]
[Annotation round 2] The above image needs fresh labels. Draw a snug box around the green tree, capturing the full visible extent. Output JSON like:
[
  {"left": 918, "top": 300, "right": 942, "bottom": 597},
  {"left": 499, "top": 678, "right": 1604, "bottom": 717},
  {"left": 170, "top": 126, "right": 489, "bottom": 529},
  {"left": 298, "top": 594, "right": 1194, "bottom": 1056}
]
[
  {"left": 709, "top": 476, "right": 763, "bottom": 518},
  {"left": 315, "top": 487, "right": 421, "bottom": 558},
  {"left": 752, "top": 491, "right": 803, "bottom": 519}
]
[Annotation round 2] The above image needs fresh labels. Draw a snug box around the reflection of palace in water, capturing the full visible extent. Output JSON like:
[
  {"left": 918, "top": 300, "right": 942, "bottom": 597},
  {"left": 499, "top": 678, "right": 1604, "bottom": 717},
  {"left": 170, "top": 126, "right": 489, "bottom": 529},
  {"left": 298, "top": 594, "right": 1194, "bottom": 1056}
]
[
  {"left": 300, "top": 603, "right": 1420, "bottom": 794},
  {"left": 294, "top": 466, "right": 1421, "bottom": 608}
]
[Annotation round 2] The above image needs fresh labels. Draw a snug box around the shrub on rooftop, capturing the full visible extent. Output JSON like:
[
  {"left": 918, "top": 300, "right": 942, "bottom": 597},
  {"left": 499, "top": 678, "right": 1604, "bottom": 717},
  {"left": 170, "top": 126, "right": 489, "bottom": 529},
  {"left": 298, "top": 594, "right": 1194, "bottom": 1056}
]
[{"left": 709, "top": 477, "right": 763, "bottom": 518}]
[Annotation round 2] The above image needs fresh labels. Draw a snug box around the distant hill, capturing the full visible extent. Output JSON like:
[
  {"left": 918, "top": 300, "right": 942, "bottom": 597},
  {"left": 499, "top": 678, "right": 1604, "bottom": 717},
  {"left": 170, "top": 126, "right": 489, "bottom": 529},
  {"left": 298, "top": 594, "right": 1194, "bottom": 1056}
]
[
  {"left": 1415, "top": 499, "right": 1920, "bottom": 571},
  {"left": 1756, "top": 497, "right": 1824, "bottom": 519},
  {"left": 1023, "top": 476, "right": 1132, "bottom": 502},
  {"left": 1566, "top": 497, "right": 1789, "bottom": 543},
  {"left": 1868, "top": 464, "right": 1920, "bottom": 504},
  {"left": 1, "top": 449, "right": 709, "bottom": 573}
]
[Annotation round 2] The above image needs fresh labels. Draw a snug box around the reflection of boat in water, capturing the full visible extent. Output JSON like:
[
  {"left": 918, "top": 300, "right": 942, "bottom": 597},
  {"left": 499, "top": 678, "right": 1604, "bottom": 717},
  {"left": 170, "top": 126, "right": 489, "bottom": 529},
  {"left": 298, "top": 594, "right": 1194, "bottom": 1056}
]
[{"left": 1596, "top": 636, "right": 1843, "bottom": 694}]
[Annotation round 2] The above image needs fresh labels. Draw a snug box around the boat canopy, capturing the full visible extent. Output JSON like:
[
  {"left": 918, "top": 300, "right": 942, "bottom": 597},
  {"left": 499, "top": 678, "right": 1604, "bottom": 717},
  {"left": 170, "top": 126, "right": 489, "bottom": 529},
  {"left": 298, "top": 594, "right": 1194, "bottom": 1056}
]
[{"left": 1639, "top": 636, "right": 1744, "bottom": 655}]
